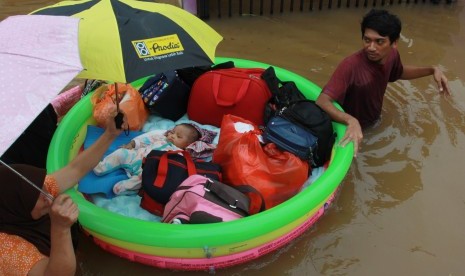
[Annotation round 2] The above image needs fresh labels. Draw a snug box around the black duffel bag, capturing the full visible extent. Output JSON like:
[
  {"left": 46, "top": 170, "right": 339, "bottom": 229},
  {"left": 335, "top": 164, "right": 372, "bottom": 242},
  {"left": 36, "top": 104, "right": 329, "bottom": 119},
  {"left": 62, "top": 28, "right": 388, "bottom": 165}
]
[
  {"left": 176, "top": 61, "right": 235, "bottom": 87},
  {"left": 138, "top": 70, "right": 190, "bottom": 121},
  {"left": 139, "top": 150, "right": 222, "bottom": 216}
]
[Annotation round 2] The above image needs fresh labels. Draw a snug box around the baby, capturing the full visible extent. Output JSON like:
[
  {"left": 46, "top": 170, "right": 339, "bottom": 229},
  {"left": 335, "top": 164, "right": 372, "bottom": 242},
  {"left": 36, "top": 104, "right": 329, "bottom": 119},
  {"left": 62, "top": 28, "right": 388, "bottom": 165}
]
[{"left": 94, "top": 123, "right": 202, "bottom": 195}]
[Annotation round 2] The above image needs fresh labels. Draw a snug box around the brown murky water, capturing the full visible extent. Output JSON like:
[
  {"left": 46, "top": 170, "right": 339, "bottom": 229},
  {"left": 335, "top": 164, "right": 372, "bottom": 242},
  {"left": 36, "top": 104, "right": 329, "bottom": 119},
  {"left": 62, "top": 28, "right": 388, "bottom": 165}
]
[{"left": 2, "top": 1, "right": 465, "bottom": 275}]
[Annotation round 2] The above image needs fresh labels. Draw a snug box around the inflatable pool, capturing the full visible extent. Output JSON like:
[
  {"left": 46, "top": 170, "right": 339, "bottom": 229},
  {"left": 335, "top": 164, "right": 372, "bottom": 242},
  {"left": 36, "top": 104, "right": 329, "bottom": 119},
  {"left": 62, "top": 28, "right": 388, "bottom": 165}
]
[{"left": 47, "top": 57, "right": 353, "bottom": 271}]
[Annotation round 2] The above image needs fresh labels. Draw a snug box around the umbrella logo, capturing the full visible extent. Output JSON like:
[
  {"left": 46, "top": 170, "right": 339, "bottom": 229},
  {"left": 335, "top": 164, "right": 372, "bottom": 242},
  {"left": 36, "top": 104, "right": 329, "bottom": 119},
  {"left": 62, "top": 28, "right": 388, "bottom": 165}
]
[
  {"left": 134, "top": 42, "right": 151, "bottom": 57},
  {"left": 133, "top": 34, "right": 184, "bottom": 60}
]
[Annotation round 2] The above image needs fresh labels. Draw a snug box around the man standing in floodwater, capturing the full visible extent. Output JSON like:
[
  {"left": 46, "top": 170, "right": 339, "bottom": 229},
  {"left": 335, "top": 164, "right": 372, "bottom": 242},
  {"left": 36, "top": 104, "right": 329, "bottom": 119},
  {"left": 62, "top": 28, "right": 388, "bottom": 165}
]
[{"left": 315, "top": 9, "right": 451, "bottom": 156}]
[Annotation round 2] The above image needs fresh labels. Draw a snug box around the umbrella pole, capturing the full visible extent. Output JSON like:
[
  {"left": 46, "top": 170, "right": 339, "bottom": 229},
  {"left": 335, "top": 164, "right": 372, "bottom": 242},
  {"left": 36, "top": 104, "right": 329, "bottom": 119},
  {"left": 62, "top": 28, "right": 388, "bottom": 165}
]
[
  {"left": 114, "top": 83, "right": 124, "bottom": 129},
  {"left": 0, "top": 160, "right": 55, "bottom": 201},
  {"left": 115, "top": 82, "right": 120, "bottom": 113}
]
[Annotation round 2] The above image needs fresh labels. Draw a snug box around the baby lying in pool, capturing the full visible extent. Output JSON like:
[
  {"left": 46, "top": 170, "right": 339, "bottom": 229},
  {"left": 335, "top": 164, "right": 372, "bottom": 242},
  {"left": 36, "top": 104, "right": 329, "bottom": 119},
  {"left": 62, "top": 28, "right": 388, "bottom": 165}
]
[{"left": 93, "top": 123, "right": 216, "bottom": 195}]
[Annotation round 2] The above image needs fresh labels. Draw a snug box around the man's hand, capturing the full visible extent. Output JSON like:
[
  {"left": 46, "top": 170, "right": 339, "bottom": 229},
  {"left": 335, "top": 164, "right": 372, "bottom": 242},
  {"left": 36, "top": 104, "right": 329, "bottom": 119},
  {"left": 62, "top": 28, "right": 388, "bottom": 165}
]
[
  {"left": 433, "top": 67, "right": 451, "bottom": 96},
  {"left": 339, "top": 117, "right": 363, "bottom": 157},
  {"left": 316, "top": 93, "right": 362, "bottom": 157}
]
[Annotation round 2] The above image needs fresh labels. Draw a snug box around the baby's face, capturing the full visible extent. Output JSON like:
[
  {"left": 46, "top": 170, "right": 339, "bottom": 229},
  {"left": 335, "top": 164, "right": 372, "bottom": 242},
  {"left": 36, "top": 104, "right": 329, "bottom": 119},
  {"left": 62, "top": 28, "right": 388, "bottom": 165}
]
[{"left": 166, "top": 125, "right": 196, "bottom": 149}]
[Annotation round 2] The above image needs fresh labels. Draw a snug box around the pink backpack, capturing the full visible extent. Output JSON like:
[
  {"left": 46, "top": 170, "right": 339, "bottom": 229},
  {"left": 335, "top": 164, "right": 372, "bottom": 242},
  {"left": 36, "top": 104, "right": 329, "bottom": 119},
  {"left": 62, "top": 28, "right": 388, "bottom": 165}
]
[{"left": 162, "top": 175, "right": 260, "bottom": 224}]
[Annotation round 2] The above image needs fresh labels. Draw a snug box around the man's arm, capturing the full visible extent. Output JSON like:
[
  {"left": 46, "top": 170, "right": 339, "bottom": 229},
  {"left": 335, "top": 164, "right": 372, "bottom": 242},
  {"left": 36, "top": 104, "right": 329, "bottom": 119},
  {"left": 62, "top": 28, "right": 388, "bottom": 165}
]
[
  {"left": 401, "top": 65, "right": 451, "bottom": 95},
  {"left": 316, "top": 93, "right": 362, "bottom": 156}
]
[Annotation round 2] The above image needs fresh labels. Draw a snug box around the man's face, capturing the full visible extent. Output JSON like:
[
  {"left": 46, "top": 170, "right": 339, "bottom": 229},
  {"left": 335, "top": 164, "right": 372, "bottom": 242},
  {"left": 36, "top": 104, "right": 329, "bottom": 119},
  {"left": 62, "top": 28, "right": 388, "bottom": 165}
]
[{"left": 362, "top": 28, "right": 397, "bottom": 64}]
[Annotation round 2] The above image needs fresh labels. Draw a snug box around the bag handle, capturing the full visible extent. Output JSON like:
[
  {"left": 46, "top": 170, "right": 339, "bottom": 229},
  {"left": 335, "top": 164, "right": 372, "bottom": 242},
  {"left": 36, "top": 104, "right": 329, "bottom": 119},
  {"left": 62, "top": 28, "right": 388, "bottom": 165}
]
[
  {"left": 261, "top": 66, "right": 282, "bottom": 96},
  {"left": 212, "top": 73, "right": 250, "bottom": 107},
  {"left": 153, "top": 150, "right": 197, "bottom": 188}
]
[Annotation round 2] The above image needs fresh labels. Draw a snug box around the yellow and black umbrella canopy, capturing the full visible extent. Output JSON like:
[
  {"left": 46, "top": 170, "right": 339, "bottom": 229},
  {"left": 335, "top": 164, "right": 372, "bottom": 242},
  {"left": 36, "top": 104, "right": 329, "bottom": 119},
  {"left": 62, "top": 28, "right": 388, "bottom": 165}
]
[{"left": 32, "top": 0, "right": 223, "bottom": 83}]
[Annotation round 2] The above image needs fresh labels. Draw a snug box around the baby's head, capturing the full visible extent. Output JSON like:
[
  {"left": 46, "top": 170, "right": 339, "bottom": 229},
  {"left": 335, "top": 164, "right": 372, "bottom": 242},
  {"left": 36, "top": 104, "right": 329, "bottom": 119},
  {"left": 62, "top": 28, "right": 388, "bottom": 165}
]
[{"left": 166, "top": 123, "right": 200, "bottom": 149}]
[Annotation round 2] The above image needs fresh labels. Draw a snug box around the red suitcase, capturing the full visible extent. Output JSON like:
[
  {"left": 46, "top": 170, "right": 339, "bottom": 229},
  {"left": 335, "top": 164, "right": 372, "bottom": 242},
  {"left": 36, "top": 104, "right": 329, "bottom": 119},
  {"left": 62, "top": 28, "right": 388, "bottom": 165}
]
[{"left": 187, "top": 68, "right": 272, "bottom": 127}]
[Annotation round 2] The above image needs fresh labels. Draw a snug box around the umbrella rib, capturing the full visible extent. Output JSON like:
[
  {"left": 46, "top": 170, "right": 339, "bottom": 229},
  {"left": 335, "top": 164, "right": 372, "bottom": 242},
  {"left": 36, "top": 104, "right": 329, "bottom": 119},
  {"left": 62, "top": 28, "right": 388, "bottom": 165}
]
[
  {"left": 0, "top": 160, "right": 55, "bottom": 201},
  {"left": 0, "top": 52, "right": 83, "bottom": 70}
]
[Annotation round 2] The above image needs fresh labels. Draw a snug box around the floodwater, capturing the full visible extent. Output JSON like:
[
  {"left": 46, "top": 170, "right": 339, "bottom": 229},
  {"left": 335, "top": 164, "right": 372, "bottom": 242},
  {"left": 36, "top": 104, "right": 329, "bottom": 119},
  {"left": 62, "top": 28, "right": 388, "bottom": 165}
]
[{"left": 2, "top": 1, "right": 465, "bottom": 275}]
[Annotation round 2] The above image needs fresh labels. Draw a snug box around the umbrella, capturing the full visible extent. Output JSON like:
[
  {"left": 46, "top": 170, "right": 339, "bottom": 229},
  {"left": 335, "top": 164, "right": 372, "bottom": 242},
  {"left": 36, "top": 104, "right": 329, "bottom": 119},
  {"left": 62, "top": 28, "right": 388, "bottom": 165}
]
[
  {"left": 0, "top": 14, "right": 83, "bottom": 199},
  {"left": 0, "top": 15, "right": 83, "bottom": 158},
  {"left": 32, "top": 0, "right": 223, "bottom": 83}
]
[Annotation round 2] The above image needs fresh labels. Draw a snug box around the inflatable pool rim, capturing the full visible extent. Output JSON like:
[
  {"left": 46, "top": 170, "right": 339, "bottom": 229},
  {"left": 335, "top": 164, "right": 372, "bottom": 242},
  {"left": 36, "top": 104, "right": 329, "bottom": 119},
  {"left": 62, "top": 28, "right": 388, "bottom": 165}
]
[{"left": 47, "top": 57, "right": 353, "bottom": 268}]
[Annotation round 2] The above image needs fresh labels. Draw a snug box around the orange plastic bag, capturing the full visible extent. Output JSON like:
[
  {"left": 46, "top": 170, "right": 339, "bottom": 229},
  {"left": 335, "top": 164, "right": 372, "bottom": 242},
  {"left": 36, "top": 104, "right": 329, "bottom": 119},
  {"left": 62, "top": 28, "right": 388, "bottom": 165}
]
[
  {"left": 91, "top": 83, "right": 149, "bottom": 131},
  {"left": 213, "top": 115, "right": 309, "bottom": 214}
]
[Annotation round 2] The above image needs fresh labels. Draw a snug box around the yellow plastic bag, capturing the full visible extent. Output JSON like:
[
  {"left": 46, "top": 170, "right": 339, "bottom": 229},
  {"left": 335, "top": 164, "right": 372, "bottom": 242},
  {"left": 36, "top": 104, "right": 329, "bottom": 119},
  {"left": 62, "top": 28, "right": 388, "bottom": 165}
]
[{"left": 91, "top": 83, "right": 149, "bottom": 131}]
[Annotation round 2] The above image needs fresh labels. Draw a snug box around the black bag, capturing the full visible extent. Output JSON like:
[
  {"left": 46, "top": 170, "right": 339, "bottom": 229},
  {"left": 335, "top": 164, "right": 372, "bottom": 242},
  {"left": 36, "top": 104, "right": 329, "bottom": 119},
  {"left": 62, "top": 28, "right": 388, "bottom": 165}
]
[
  {"left": 176, "top": 61, "right": 235, "bottom": 87},
  {"left": 279, "top": 100, "right": 336, "bottom": 167},
  {"left": 138, "top": 71, "right": 190, "bottom": 121},
  {"left": 261, "top": 66, "right": 306, "bottom": 124},
  {"left": 264, "top": 116, "right": 318, "bottom": 167},
  {"left": 140, "top": 150, "right": 222, "bottom": 216}
]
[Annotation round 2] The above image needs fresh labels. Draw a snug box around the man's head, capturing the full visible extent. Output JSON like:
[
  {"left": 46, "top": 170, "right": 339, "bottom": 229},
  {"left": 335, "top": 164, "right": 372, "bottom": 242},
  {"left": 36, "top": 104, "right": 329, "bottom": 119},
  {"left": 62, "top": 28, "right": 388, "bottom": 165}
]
[
  {"left": 361, "top": 9, "right": 401, "bottom": 44},
  {"left": 166, "top": 123, "right": 200, "bottom": 149},
  {"left": 360, "top": 9, "right": 402, "bottom": 64}
]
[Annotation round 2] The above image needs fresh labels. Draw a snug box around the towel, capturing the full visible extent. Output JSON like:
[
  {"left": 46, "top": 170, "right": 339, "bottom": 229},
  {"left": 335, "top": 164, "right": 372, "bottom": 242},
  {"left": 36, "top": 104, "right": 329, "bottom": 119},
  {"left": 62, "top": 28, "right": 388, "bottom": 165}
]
[{"left": 78, "top": 125, "right": 145, "bottom": 198}]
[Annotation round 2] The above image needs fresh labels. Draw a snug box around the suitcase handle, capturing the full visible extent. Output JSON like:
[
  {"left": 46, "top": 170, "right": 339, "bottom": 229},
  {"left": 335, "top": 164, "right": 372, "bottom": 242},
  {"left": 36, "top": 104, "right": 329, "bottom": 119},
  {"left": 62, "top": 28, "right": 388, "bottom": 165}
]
[
  {"left": 212, "top": 74, "right": 250, "bottom": 107},
  {"left": 154, "top": 150, "right": 197, "bottom": 188}
]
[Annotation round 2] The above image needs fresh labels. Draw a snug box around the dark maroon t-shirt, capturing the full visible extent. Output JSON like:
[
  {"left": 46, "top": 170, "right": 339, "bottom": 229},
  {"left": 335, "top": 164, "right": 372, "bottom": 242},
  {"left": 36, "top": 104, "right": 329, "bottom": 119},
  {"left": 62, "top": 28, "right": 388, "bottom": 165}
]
[{"left": 322, "top": 48, "right": 403, "bottom": 128}]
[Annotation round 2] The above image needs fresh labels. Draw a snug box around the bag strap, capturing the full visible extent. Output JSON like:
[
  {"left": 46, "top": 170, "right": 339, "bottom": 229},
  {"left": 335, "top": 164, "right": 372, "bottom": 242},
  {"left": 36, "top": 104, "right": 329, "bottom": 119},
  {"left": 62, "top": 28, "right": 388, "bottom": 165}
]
[
  {"left": 205, "top": 179, "right": 251, "bottom": 215},
  {"left": 199, "top": 178, "right": 266, "bottom": 215},
  {"left": 211, "top": 61, "right": 235, "bottom": 70},
  {"left": 261, "top": 66, "right": 281, "bottom": 97},
  {"left": 212, "top": 74, "right": 250, "bottom": 106},
  {"left": 234, "top": 184, "right": 266, "bottom": 213},
  {"left": 153, "top": 150, "right": 197, "bottom": 188},
  {"left": 262, "top": 67, "right": 306, "bottom": 105}
]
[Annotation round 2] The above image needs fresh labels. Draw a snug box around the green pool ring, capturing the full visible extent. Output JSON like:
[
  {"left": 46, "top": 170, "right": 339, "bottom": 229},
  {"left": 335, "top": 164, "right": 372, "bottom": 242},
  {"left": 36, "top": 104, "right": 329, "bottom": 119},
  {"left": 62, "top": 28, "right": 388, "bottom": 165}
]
[{"left": 47, "top": 57, "right": 353, "bottom": 270}]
